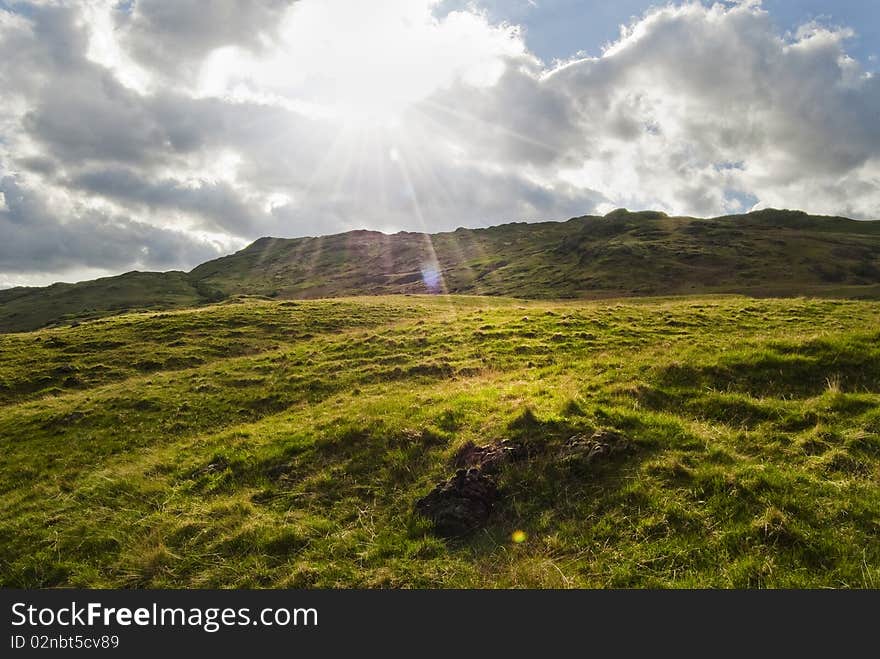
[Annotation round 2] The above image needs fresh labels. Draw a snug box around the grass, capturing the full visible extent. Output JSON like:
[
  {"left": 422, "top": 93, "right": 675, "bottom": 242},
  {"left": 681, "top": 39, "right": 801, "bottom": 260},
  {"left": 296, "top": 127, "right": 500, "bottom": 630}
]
[{"left": 1, "top": 293, "right": 879, "bottom": 588}]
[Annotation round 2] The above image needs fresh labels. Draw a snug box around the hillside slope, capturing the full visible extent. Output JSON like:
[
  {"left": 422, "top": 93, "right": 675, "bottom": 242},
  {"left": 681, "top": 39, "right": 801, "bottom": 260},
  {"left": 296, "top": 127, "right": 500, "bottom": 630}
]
[
  {"left": 1, "top": 295, "right": 878, "bottom": 587},
  {"left": 2, "top": 208, "right": 880, "bottom": 332},
  {"left": 191, "top": 208, "right": 880, "bottom": 299},
  {"left": 0, "top": 271, "right": 223, "bottom": 334}
]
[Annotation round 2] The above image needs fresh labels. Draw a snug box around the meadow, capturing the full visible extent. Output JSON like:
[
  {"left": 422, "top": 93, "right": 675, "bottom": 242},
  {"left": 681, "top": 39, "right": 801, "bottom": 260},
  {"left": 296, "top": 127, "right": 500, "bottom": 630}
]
[{"left": 1, "top": 294, "right": 878, "bottom": 588}]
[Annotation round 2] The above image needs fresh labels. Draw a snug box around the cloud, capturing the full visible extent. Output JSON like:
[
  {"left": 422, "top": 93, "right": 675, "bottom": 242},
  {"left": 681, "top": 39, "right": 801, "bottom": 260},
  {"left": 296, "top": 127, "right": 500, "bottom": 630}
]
[
  {"left": 0, "top": 176, "right": 226, "bottom": 276},
  {"left": 0, "top": 0, "right": 878, "bottom": 286},
  {"left": 422, "top": 2, "right": 880, "bottom": 217},
  {"left": 66, "top": 167, "right": 268, "bottom": 234},
  {"left": 120, "top": 0, "right": 296, "bottom": 81}
]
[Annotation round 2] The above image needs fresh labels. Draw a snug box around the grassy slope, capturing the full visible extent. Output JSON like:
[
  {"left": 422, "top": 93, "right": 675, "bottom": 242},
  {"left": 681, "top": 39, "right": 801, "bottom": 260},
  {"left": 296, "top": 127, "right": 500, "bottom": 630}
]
[
  {"left": 3, "top": 209, "right": 880, "bottom": 332},
  {"left": 191, "top": 209, "right": 880, "bottom": 300},
  {"left": 0, "top": 271, "right": 217, "bottom": 334},
  {"left": 1, "top": 294, "right": 878, "bottom": 588}
]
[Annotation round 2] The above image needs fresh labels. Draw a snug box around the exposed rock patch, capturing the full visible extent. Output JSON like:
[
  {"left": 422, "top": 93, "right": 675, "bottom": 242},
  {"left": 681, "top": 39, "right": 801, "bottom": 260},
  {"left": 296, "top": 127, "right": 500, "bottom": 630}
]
[
  {"left": 414, "top": 468, "right": 499, "bottom": 536},
  {"left": 559, "top": 429, "right": 633, "bottom": 465},
  {"left": 452, "top": 439, "right": 527, "bottom": 474}
]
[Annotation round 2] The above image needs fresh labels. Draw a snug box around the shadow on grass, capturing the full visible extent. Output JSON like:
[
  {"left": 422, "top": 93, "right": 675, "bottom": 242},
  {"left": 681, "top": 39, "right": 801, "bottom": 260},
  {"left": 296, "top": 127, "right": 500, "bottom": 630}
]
[{"left": 656, "top": 332, "right": 880, "bottom": 399}]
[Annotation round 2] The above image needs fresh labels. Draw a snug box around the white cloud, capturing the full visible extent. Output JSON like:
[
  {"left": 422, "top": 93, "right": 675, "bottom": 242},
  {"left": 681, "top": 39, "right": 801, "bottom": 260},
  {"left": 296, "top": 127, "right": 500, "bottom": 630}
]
[
  {"left": 0, "top": 0, "right": 878, "bottom": 286},
  {"left": 195, "top": 0, "right": 527, "bottom": 120},
  {"left": 422, "top": 1, "right": 880, "bottom": 218}
]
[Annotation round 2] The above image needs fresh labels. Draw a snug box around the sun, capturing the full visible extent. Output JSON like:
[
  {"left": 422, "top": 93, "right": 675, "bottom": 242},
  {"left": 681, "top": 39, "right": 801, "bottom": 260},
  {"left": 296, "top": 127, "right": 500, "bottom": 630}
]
[{"left": 196, "top": 0, "right": 521, "bottom": 125}]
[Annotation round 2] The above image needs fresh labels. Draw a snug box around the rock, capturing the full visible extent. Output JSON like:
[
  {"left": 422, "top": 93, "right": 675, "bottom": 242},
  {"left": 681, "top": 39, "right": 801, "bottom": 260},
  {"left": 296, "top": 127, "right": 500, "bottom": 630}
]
[
  {"left": 560, "top": 429, "right": 633, "bottom": 465},
  {"left": 415, "top": 468, "right": 499, "bottom": 536},
  {"left": 452, "top": 439, "right": 526, "bottom": 473},
  {"left": 195, "top": 457, "right": 230, "bottom": 476}
]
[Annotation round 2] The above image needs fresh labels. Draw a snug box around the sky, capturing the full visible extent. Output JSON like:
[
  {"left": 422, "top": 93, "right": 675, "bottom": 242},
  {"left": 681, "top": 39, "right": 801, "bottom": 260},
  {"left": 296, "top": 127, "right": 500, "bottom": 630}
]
[
  {"left": 437, "top": 1, "right": 880, "bottom": 69},
  {"left": 0, "top": 1, "right": 878, "bottom": 288}
]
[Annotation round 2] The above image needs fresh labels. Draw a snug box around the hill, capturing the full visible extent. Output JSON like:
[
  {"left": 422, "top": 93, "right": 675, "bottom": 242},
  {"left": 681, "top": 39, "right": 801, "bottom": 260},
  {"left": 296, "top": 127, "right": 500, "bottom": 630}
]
[
  {"left": 2, "top": 208, "right": 880, "bottom": 332},
  {"left": 0, "top": 271, "right": 218, "bottom": 334},
  {"left": 1, "top": 294, "right": 878, "bottom": 587}
]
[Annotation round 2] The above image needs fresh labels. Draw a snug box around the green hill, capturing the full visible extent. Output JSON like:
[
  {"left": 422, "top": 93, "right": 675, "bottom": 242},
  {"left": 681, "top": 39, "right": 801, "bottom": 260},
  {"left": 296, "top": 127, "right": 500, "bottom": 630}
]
[
  {"left": 0, "top": 271, "right": 218, "bottom": 334},
  {"left": 2, "top": 208, "right": 880, "bottom": 333}
]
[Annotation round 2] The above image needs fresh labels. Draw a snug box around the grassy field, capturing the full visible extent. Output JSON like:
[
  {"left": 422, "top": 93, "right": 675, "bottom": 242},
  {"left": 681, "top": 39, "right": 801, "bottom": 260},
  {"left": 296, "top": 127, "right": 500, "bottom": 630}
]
[{"left": 1, "top": 294, "right": 879, "bottom": 588}]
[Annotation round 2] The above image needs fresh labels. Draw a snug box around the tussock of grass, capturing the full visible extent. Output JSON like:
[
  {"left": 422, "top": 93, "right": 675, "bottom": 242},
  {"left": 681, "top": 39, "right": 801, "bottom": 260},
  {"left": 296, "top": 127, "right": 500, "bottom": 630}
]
[{"left": 1, "top": 294, "right": 879, "bottom": 588}]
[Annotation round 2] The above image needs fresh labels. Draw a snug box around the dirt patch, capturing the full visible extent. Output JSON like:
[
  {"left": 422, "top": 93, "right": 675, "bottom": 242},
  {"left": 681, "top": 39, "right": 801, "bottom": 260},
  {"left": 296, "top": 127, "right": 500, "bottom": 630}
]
[
  {"left": 452, "top": 439, "right": 527, "bottom": 474},
  {"left": 415, "top": 468, "right": 499, "bottom": 536},
  {"left": 559, "top": 429, "right": 634, "bottom": 465}
]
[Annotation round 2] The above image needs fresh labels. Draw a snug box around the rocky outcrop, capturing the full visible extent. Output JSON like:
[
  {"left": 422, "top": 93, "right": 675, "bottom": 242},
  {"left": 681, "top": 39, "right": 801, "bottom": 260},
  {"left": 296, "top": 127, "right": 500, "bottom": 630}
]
[
  {"left": 559, "top": 430, "right": 633, "bottom": 465},
  {"left": 451, "top": 438, "right": 528, "bottom": 473},
  {"left": 414, "top": 468, "right": 499, "bottom": 536}
]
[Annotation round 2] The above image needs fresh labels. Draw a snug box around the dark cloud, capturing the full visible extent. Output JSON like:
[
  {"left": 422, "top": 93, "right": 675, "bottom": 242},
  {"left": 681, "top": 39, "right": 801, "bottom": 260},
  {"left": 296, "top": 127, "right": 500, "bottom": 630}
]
[
  {"left": 23, "top": 74, "right": 166, "bottom": 166},
  {"left": 0, "top": 177, "right": 224, "bottom": 273},
  {"left": 118, "top": 0, "right": 296, "bottom": 81},
  {"left": 67, "top": 167, "right": 266, "bottom": 235},
  {"left": 413, "top": 61, "right": 585, "bottom": 168}
]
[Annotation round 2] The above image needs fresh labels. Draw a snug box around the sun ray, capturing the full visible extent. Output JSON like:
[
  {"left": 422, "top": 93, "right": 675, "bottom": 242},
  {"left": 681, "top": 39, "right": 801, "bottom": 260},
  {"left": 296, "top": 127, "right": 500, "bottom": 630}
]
[
  {"left": 390, "top": 145, "right": 452, "bottom": 301},
  {"left": 391, "top": 126, "right": 487, "bottom": 295},
  {"left": 295, "top": 121, "right": 359, "bottom": 212},
  {"left": 414, "top": 97, "right": 561, "bottom": 158},
  {"left": 301, "top": 234, "right": 326, "bottom": 287}
]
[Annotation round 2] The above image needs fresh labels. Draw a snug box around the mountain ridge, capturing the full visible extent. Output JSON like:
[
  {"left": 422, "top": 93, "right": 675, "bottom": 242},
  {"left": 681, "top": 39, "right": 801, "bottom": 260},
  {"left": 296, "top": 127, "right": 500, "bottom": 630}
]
[{"left": 2, "top": 208, "right": 880, "bottom": 332}]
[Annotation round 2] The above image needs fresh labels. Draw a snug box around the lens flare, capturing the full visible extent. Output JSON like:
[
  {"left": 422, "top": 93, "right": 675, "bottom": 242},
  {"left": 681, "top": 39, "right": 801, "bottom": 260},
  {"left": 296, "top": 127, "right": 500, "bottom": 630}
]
[{"left": 420, "top": 265, "right": 442, "bottom": 293}]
